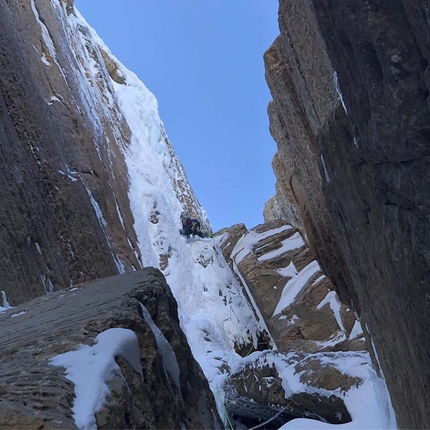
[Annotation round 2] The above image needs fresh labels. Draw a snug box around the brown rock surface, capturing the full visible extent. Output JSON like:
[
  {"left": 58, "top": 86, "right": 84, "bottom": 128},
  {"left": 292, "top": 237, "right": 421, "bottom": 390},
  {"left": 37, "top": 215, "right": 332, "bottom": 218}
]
[
  {"left": 219, "top": 220, "right": 365, "bottom": 427},
  {"left": 0, "top": 268, "right": 221, "bottom": 429},
  {"left": 220, "top": 220, "right": 364, "bottom": 354},
  {"left": 265, "top": 0, "right": 430, "bottom": 427},
  {"left": 0, "top": 0, "right": 143, "bottom": 303}
]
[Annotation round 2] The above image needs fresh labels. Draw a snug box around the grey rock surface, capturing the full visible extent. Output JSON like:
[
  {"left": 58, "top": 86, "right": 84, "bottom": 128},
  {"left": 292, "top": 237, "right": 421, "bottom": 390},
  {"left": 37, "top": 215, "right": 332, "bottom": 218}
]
[{"left": 0, "top": 268, "right": 221, "bottom": 429}]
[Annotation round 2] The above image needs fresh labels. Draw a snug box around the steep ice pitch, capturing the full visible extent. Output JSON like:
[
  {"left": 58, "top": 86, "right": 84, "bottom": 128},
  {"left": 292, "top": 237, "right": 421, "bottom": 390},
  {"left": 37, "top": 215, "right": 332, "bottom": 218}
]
[{"left": 72, "top": 11, "right": 209, "bottom": 266}]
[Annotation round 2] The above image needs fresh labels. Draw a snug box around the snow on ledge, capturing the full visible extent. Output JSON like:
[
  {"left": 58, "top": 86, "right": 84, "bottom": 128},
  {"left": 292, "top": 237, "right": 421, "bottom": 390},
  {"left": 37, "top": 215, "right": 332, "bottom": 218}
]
[
  {"left": 50, "top": 328, "right": 142, "bottom": 430},
  {"left": 257, "top": 232, "right": 305, "bottom": 261},
  {"left": 232, "top": 224, "right": 293, "bottom": 265},
  {"left": 273, "top": 260, "right": 321, "bottom": 316}
]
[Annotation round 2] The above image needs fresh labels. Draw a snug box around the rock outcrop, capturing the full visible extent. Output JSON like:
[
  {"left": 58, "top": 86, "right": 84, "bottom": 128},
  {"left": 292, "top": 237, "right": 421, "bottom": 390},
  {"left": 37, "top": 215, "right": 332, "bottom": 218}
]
[
  {"left": 225, "top": 351, "right": 355, "bottom": 427},
  {"left": 0, "top": 267, "right": 221, "bottom": 429},
  {"left": 220, "top": 220, "right": 364, "bottom": 355},
  {"left": 218, "top": 221, "right": 367, "bottom": 427},
  {"left": 264, "top": 0, "right": 430, "bottom": 427}
]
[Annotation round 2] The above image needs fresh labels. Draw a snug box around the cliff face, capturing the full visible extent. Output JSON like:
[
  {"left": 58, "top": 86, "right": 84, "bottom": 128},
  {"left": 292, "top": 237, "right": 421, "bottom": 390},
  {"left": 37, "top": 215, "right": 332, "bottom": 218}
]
[
  {"left": 0, "top": 0, "right": 207, "bottom": 305},
  {"left": 0, "top": 0, "right": 136, "bottom": 301},
  {"left": 265, "top": 0, "right": 430, "bottom": 428},
  {"left": 217, "top": 221, "right": 394, "bottom": 428}
]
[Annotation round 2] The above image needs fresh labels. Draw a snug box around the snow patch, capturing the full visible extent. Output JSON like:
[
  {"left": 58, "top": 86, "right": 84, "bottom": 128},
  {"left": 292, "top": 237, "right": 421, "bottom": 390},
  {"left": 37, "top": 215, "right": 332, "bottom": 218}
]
[
  {"left": 273, "top": 261, "right": 321, "bottom": 316},
  {"left": 317, "top": 291, "right": 346, "bottom": 333},
  {"left": 232, "top": 225, "right": 293, "bottom": 264},
  {"left": 50, "top": 328, "right": 142, "bottom": 430},
  {"left": 10, "top": 310, "right": 26, "bottom": 318},
  {"left": 258, "top": 232, "right": 305, "bottom": 261}
]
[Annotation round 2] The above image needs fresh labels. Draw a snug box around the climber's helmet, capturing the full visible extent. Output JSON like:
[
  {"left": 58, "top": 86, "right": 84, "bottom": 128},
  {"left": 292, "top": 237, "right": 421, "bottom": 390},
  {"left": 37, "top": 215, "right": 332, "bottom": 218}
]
[{"left": 180, "top": 211, "right": 191, "bottom": 221}]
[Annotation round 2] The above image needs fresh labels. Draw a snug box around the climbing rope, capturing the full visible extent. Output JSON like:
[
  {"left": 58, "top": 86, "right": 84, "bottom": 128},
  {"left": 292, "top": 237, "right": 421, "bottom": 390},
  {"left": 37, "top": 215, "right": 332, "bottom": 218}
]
[{"left": 248, "top": 405, "right": 290, "bottom": 430}]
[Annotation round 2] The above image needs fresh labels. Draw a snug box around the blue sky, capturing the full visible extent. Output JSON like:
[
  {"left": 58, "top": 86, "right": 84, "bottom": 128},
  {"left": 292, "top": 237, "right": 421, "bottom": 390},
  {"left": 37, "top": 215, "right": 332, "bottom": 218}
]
[{"left": 74, "top": 1, "right": 279, "bottom": 232}]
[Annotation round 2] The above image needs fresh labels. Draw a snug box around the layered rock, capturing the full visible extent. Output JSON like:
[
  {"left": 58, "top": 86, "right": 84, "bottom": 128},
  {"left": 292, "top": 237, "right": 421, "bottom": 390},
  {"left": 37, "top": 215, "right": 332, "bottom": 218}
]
[
  {"left": 218, "top": 221, "right": 367, "bottom": 427},
  {"left": 220, "top": 220, "right": 364, "bottom": 354},
  {"left": 0, "top": 267, "right": 221, "bottom": 429},
  {"left": 226, "top": 351, "right": 356, "bottom": 427},
  {"left": 264, "top": 0, "right": 430, "bottom": 427}
]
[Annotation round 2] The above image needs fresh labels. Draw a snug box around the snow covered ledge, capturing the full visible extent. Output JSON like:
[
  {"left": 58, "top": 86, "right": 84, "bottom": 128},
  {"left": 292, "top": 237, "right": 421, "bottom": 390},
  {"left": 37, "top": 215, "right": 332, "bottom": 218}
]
[{"left": 50, "top": 328, "right": 142, "bottom": 429}]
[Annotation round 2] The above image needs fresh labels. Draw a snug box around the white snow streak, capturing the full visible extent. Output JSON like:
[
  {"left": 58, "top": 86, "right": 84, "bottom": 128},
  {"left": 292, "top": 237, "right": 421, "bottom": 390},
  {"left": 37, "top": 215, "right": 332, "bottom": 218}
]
[
  {"left": 317, "top": 290, "right": 346, "bottom": 334},
  {"left": 273, "top": 260, "right": 321, "bottom": 316}
]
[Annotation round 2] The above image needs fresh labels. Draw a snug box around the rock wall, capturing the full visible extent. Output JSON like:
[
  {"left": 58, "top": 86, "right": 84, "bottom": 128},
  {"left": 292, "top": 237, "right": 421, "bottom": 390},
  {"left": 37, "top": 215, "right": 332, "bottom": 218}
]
[
  {"left": 0, "top": 268, "right": 221, "bottom": 429},
  {"left": 0, "top": 0, "right": 208, "bottom": 305},
  {"left": 265, "top": 0, "right": 430, "bottom": 428},
  {"left": 0, "top": 0, "right": 140, "bottom": 303},
  {"left": 220, "top": 220, "right": 363, "bottom": 355}
]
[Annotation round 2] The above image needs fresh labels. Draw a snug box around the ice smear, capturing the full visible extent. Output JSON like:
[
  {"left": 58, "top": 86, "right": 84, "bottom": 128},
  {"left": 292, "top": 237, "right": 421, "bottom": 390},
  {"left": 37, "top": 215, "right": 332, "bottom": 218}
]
[
  {"left": 0, "top": 291, "right": 12, "bottom": 313},
  {"left": 140, "top": 303, "right": 181, "bottom": 391}
]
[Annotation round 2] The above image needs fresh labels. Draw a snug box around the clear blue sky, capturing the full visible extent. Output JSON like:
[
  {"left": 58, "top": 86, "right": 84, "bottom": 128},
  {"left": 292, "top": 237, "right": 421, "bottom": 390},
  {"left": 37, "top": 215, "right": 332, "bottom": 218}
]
[{"left": 74, "top": 1, "right": 279, "bottom": 232}]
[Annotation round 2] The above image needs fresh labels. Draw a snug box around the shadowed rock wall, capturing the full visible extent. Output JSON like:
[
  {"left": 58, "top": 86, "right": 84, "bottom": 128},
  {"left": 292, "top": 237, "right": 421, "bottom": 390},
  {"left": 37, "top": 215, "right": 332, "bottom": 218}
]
[
  {"left": 265, "top": 0, "right": 430, "bottom": 428},
  {"left": 0, "top": 0, "right": 141, "bottom": 303}
]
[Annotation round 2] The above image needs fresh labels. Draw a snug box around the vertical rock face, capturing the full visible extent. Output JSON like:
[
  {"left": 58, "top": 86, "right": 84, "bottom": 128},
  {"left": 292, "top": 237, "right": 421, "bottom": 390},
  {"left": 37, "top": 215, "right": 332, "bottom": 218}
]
[
  {"left": 265, "top": 0, "right": 430, "bottom": 428},
  {"left": 264, "top": 0, "right": 359, "bottom": 315},
  {"left": 0, "top": 0, "right": 137, "bottom": 302}
]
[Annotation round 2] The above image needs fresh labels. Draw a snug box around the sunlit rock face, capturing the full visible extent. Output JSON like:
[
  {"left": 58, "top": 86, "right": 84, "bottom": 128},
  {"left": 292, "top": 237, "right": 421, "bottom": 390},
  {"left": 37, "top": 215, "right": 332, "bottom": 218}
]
[
  {"left": 0, "top": 268, "right": 221, "bottom": 429},
  {"left": 264, "top": 0, "right": 430, "bottom": 427},
  {"left": 219, "top": 221, "right": 366, "bottom": 426},
  {"left": 220, "top": 221, "right": 365, "bottom": 355},
  {"left": 0, "top": 0, "right": 207, "bottom": 304}
]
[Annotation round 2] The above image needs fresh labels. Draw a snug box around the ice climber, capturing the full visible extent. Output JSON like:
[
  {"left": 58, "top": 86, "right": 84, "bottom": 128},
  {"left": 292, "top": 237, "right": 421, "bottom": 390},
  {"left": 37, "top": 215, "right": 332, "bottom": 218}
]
[{"left": 179, "top": 211, "right": 206, "bottom": 238}]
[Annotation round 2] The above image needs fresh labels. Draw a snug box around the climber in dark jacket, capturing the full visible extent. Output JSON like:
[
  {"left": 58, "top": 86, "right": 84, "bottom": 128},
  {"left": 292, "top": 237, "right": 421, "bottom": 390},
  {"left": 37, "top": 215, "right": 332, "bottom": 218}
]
[{"left": 179, "top": 211, "right": 205, "bottom": 238}]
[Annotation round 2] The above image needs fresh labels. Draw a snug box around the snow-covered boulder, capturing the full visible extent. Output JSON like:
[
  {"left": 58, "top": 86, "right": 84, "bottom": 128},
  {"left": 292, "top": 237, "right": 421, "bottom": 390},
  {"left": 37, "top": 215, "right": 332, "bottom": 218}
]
[{"left": 0, "top": 268, "right": 221, "bottom": 429}]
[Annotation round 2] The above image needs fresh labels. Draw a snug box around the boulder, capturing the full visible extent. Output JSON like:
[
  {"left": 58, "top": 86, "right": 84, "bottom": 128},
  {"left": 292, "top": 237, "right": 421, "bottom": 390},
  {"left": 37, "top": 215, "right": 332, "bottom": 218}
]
[
  {"left": 225, "top": 351, "right": 357, "bottom": 427},
  {"left": 0, "top": 268, "right": 221, "bottom": 429}
]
